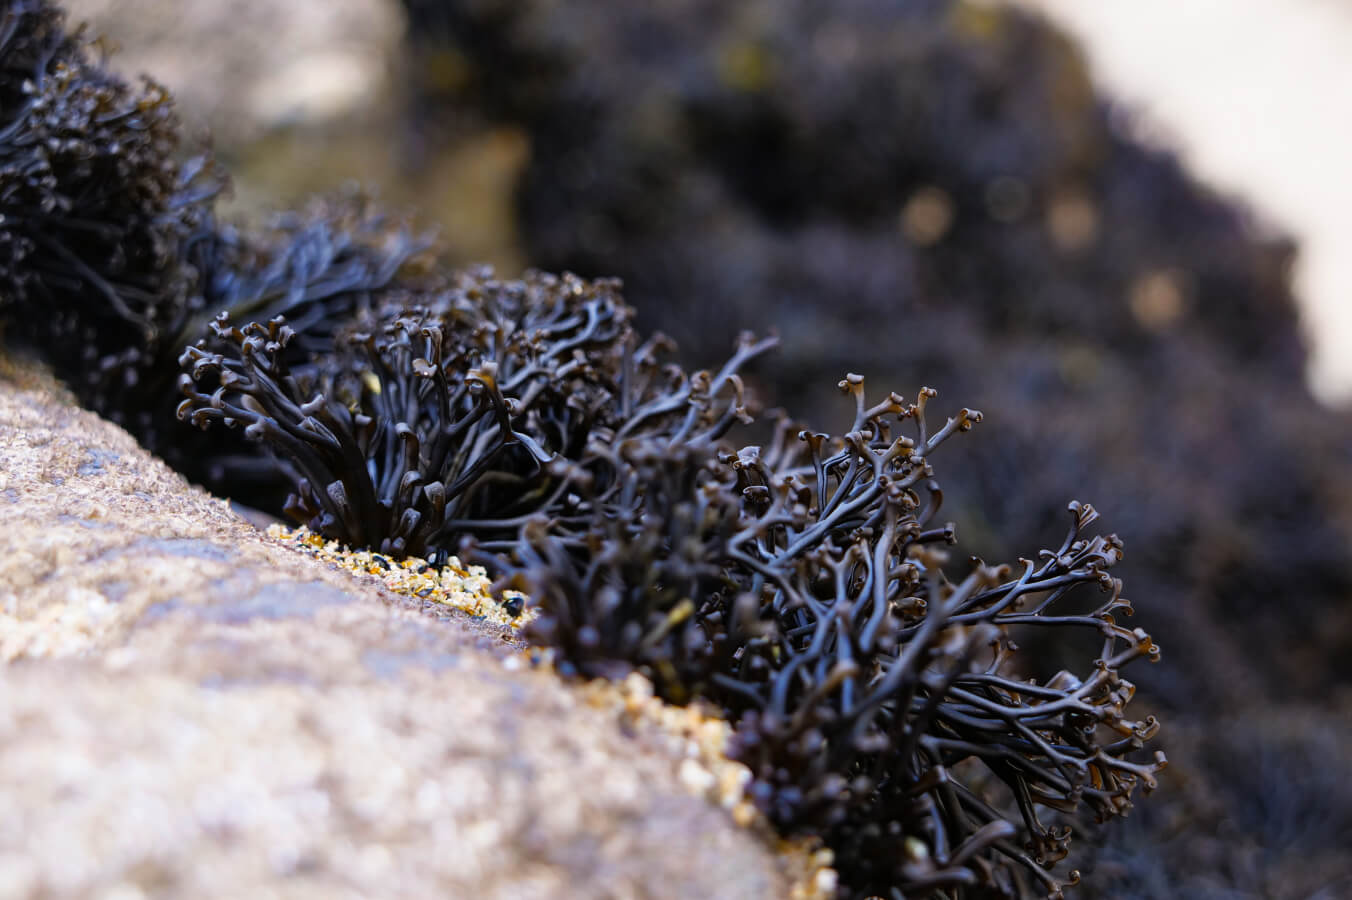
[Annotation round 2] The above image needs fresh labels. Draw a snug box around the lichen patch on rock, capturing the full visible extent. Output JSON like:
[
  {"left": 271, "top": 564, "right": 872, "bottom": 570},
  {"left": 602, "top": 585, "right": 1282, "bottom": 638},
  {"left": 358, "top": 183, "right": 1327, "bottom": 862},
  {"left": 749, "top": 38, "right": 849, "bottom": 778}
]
[{"left": 265, "top": 524, "right": 530, "bottom": 629}]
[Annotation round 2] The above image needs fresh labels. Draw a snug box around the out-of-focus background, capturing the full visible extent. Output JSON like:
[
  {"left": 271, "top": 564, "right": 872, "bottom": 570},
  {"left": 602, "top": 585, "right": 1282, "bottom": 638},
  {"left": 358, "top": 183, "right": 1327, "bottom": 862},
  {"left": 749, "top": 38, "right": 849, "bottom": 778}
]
[
  {"left": 1020, "top": 0, "right": 1352, "bottom": 407},
  {"left": 65, "top": 0, "right": 1352, "bottom": 896}
]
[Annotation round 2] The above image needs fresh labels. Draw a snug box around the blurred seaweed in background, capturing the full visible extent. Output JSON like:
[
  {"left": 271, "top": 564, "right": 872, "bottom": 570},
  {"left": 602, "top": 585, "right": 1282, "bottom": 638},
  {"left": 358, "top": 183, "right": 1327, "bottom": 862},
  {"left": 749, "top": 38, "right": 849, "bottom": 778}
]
[{"left": 398, "top": 0, "right": 1352, "bottom": 896}]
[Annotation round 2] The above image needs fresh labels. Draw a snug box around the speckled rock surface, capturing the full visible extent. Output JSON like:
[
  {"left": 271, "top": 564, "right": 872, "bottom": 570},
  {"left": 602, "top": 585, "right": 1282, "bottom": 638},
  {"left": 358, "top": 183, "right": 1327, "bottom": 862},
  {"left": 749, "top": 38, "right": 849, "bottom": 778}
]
[{"left": 0, "top": 351, "right": 789, "bottom": 899}]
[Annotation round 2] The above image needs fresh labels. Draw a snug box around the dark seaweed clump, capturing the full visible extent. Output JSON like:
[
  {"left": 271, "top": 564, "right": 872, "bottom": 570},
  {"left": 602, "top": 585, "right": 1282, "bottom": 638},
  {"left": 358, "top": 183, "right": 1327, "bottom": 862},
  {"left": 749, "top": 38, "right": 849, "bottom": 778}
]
[
  {"left": 398, "top": 0, "right": 1352, "bottom": 716},
  {"left": 178, "top": 265, "right": 1163, "bottom": 898},
  {"left": 1, "top": 3, "right": 1164, "bottom": 897},
  {"left": 167, "top": 195, "right": 432, "bottom": 506},
  {"left": 0, "top": 0, "right": 429, "bottom": 506},
  {"left": 400, "top": 5, "right": 1352, "bottom": 895},
  {"left": 0, "top": 0, "right": 215, "bottom": 444}
]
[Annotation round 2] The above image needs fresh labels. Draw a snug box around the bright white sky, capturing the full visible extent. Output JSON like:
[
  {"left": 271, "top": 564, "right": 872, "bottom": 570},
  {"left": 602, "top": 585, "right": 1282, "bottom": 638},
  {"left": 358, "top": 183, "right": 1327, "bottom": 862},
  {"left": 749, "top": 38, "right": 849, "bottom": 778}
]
[{"left": 1015, "top": 0, "right": 1352, "bottom": 405}]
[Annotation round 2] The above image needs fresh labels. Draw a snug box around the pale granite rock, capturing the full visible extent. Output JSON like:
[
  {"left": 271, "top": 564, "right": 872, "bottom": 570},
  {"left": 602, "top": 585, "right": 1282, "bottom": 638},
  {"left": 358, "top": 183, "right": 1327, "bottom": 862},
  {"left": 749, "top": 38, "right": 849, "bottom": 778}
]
[{"left": 0, "top": 351, "right": 789, "bottom": 899}]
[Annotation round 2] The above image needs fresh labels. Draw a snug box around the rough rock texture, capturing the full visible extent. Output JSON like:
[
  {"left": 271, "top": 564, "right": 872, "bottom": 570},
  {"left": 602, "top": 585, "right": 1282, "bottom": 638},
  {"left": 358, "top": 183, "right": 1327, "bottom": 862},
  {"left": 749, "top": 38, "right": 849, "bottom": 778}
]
[{"left": 0, "top": 351, "right": 789, "bottom": 900}]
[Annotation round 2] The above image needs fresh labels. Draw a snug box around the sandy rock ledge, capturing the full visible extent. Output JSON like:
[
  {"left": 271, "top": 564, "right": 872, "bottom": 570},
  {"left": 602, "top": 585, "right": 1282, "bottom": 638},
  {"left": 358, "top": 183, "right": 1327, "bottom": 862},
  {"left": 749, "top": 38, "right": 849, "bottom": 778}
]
[{"left": 0, "top": 351, "right": 790, "bottom": 899}]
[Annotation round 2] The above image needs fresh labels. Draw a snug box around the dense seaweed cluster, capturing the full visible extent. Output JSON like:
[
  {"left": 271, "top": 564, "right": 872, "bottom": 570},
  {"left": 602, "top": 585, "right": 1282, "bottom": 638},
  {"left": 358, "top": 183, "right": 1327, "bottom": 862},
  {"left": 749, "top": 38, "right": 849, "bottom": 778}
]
[
  {"left": 178, "top": 268, "right": 756, "bottom": 558},
  {"left": 398, "top": 0, "right": 1352, "bottom": 719},
  {"left": 0, "top": 0, "right": 430, "bottom": 503},
  {"left": 0, "top": 0, "right": 217, "bottom": 436},
  {"left": 694, "top": 385, "right": 1161, "bottom": 898},
  {"left": 177, "top": 265, "right": 1163, "bottom": 897},
  {"left": 165, "top": 196, "right": 436, "bottom": 506},
  {"left": 396, "top": 2, "right": 1352, "bottom": 894},
  {"left": 0, "top": 3, "right": 1168, "bottom": 897}
]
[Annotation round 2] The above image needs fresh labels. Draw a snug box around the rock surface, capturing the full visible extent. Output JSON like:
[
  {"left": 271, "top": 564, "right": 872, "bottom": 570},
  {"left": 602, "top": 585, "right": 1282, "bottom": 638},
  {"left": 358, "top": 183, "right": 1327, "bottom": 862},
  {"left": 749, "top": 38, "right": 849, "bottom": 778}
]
[
  {"left": 0, "top": 351, "right": 789, "bottom": 899},
  {"left": 61, "top": 0, "right": 401, "bottom": 138}
]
